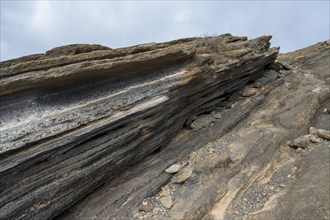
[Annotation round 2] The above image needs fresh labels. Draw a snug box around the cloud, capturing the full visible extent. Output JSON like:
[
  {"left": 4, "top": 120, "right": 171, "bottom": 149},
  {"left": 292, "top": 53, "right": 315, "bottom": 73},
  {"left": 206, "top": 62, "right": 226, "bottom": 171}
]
[{"left": 1, "top": 1, "right": 329, "bottom": 61}]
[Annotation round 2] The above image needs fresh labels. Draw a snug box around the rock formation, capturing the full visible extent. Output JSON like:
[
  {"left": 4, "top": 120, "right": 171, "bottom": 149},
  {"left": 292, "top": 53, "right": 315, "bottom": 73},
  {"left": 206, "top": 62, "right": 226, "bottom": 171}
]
[{"left": 0, "top": 34, "right": 329, "bottom": 220}]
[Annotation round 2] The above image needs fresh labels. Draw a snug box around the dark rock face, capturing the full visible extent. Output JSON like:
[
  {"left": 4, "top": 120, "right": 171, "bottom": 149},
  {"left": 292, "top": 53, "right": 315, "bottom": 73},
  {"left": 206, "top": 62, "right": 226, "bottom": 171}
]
[{"left": 0, "top": 35, "right": 278, "bottom": 219}]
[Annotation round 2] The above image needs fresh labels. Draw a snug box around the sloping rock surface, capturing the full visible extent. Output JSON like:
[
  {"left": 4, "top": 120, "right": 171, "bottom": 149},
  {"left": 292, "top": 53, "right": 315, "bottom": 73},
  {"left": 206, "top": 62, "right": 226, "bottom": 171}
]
[
  {"left": 57, "top": 40, "right": 330, "bottom": 220},
  {"left": 0, "top": 34, "right": 279, "bottom": 219}
]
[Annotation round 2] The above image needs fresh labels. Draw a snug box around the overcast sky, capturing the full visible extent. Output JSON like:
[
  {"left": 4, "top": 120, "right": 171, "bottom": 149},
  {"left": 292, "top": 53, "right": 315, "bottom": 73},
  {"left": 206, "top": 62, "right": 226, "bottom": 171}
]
[{"left": 1, "top": 1, "right": 329, "bottom": 61}]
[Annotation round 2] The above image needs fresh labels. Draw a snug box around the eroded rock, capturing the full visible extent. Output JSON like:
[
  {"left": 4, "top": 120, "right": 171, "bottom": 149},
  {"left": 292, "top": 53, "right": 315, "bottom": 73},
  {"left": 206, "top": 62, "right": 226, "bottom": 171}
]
[
  {"left": 3, "top": 34, "right": 328, "bottom": 220},
  {"left": 242, "top": 88, "right": 258, "bottom": 97},
  {"left": 58, "top": 39, "right": 329, "bottom": 220},
  {"left": 190, "top": 114, "right": 215, "bottom": 130},
  {"left": 288, "top": 135, "right": 310, "bottom": 149},
  {"left": 138, "top": 202, "right": 152, "bottom": 212},
  {"left": 160, "top": 196, "right": 173, "bottom": 209},
  {"left": 165, "top": 164, "right": 181, "bottom": 174},
  {"left": 159, "top": 188, "right": 171, "bottom": 197},
  {"left": 309, "top": 127, "right": 330, "bottom": 140},
  {"left": 172, "top": 167, "right": 193, "bottom": 183}
]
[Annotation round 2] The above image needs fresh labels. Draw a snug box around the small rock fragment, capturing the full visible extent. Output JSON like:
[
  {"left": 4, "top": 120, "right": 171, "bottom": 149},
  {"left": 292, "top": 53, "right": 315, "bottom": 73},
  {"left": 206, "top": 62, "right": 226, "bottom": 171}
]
[
  {"left": 264, "top": 69, "right": 279, "bottom": 81},
  {"left": 211, "top": 111, "right": 222, "bottom": 119},
  {"left": 159, "top": 188, "right": 171, "bottom": 197},
  {"left": 288, "top": 135, "right": 309, "bottom": 148},
  {"left": 190, "top": 114, "right": 215, "bottom": 130},
  {"left": 165, "top": 164, "right": 181, "bottom": 174},
  {"left": 277, "top": 60, "right": 293, "bottom": 70},
  {"left": 256, "top": 76, "right": 272, "bottom": 85},
  {"left": 152, "top": 207, "right": 160, "bottom": 214},
  {"left": 291, "top": 165, "right": 299, "bottom": 177},
  {"left": 261, "top": 192, "right": 267, "bottom": 197},
  {"left": 323, "top": 108, "right": 328, "bottom": 114},
  {"left": 296, "top": 147, "right": 304, "bottom": 154},
  {"left": 138, "top": 203, "right": 152, "bottom": 212},
  {"left": 268, "top": 62, "right": 281, "bottom": 71},
  {"left": 172, "top": 167, "right": 193, "bottom": 183},
  {"left": 252, "top": 82, "right": 262, "bottom": 88},
  {"left": 309, "top": 127, "right": 330, "bottom": 140},
  {"left": 242, "top": 88, "right": 258, "bottom": 97},
  {"left": 309, "top": 135, "right": 323, "bottom": 143},
  {"left": 160, "top": 196, "right": 173, "bottom": 209}
]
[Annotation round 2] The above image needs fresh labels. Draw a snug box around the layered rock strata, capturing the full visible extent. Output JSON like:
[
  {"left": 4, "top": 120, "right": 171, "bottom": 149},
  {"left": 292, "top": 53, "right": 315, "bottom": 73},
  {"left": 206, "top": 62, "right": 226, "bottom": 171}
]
[
  {"left": 0, "top": 35, "right": 278, "bottom": 219},
  {"left": 59, "top": 40, "right": 330, "bottom": 220}
]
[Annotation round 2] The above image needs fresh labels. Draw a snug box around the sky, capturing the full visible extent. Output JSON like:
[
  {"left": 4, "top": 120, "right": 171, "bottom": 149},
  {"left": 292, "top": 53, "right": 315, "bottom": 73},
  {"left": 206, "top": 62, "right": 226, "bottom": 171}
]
[{"left": 1, "top": 1, "right": 329, "bottom": 61}]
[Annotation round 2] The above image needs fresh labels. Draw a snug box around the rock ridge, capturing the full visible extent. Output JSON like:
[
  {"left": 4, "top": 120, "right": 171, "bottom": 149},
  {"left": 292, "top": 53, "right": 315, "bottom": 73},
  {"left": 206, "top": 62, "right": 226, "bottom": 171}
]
[{"left": 0, "top": 34, "right": 278, "bottom": 219}]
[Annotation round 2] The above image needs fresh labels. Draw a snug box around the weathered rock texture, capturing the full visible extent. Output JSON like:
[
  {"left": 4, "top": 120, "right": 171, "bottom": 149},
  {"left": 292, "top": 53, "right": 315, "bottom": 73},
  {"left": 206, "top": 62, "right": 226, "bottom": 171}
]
[
  {"left": 1, "top": 35, "right": 329, "bottom": 220},
  {"left": 0, "top": 34, "right": 278, "bottom": 219},
  {"left": 57, "top": 40, "right": 329, "bottom": 220}
]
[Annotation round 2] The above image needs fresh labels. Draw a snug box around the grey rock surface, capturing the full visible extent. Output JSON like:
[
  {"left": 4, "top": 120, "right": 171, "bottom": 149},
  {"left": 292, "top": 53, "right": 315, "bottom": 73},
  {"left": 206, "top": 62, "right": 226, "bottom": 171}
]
[
  {"left": 1, "top": 35, "right": 329, "bottom": 220},
  {"left": 58, "top": 39, "right": 329, "bottom": 220},
  {"left": 288, "top": 135, "right": 310, "bottom": 148},
  {"left": 160, "top": 196, "right": 173, "bottom": 209},
  {"left": 310, "top": 127, "right": 330, "bottom": 140},
  {"left": 172, "top": 167, "right": 193, "bottom": 183},
  {"left": 165, "top": 164, "right": 181, "bottom": 174},
  {"left": 0, "top": 34, "right": 278, "bottom": 219},
  {"left": 242, "top": 87, "right": 258, "bottom": 97},
  {"left": 190, "top": 114, "right": 216, "bottom": 130}
]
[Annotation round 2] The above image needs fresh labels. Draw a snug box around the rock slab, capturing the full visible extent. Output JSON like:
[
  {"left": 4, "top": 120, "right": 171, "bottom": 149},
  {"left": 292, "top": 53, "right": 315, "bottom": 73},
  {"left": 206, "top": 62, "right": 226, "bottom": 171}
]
[{"left": 0, "top": 34, "right": 278, "bottom": 219}]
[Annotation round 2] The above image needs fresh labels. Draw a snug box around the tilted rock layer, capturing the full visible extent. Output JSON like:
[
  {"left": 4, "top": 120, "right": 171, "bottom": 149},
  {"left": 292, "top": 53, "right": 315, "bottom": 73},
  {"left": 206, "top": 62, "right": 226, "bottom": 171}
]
[
  {"left": 0, "top": 34, "right": 277, "bottom": 219},
  {"left": 1, "top": 35, "right": 329, "bottom": 220},
  {"left": 57, "top": 40, "right": 329, "bottom": 220}
]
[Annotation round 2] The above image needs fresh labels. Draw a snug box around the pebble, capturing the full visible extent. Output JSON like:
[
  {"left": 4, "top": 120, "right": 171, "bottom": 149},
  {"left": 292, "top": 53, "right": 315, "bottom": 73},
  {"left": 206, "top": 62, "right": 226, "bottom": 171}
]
[
  {"left": 159, "top": 188, "right": 171, "bottom": 197},
  {"left": 291, "top": 165, "right": 299, "bottom": 176},
  {"left": 309, "top": 135, "right": 323, "bottom": 143},
  {"left": 242, "top": 88, "right": 258, "bottom": 97},
  {"left": 190, "top": 114, "right": 215, "bottom": 130},
  {"left": 160, "top": 196, "right": 173, "bottom": 209},
  {"left": 165, "top": 164, "right": 181, "bottom": 174},
  {"left": 309, "top": 127, "right": 330, "bottom": 140},
  {"left": 288, "top": 135, "right": 309, "bottom": 148},
  {"left": 172, "top": 167, "right": 193, "bottom": 183},
  {"left": 323, "top": 108, "right": 328, "bottom": 114},
  {"left": 152, "top": 207, "right": 160, "bottom": 214},
  {"left": 211, "top": 111, "right": 222, "bottom": 119},
  {"left": 138, "top": 203, "right": 152, "bottom": 212},
  {"left": 252, "top": 82, "right": 262, "bottom": 88},
  {"left": 296, "top": 147, "right": 304, "bottom": 154}
]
